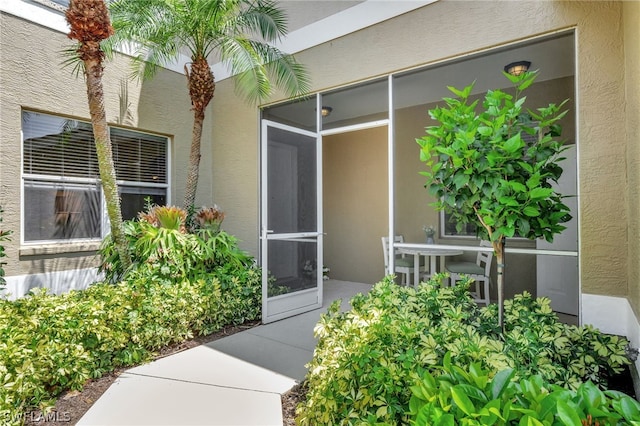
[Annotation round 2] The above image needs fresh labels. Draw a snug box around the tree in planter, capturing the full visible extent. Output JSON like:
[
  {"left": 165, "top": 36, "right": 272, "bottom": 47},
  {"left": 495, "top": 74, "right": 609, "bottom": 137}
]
[
  {"left": 416, "top": 71, "right": 571, "bottom": 328},
  {"left": 64, "top": 0, "right": 131, "bottom": 269},
  {"left": 108, "top": 0, "right": 310, "bottom": 211}
]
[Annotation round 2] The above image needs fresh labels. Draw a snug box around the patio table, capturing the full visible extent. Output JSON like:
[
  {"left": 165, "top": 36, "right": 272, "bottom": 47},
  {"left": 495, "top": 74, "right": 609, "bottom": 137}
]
[{"left": 397, "top": 247, "right": 463, "bottom": 287}]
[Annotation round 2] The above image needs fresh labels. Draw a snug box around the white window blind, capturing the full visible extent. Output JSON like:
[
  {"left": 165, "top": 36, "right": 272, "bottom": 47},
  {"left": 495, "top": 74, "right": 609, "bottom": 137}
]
[
  {"left": 111, "top": 128, "right": 167, "bottom": 184},
  {"left": 23, "top": 113, "right": 99, "bottom": 179}
]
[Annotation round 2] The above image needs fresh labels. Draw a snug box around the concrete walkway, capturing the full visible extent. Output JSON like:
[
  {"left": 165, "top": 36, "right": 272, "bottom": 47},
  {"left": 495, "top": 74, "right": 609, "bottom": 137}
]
[{"left": 77, "top": 280, "right": 372, "bottom": 426}]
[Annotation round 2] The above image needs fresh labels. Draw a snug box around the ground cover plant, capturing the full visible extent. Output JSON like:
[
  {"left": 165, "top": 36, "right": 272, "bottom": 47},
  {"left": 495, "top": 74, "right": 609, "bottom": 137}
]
[
  {"left": 297, "top": 277, "right": 632, "bottom": 425},
  {"left": 409, "top": 354, "right": 640, "bottom": 425},
  {"left": 0, "top": 205, "right": 261, "bottom": 425}
]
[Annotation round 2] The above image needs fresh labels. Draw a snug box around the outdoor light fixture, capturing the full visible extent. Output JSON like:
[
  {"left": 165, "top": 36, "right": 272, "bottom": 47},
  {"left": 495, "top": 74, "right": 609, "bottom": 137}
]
[
  {"left": 504, "top": 60, "right": 531, "bottom": 76},
  {"left": 321, "top": 106, "right": 333, "bottom": 117}
]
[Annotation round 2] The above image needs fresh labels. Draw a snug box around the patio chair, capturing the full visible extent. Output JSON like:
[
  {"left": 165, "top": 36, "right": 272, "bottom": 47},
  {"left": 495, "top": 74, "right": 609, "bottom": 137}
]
[
  {"left": 381, "top": 235, "right": 426, "bottom": 285},
  {"left": 446, "top": 240, "right": 493, "bottom": 305}
]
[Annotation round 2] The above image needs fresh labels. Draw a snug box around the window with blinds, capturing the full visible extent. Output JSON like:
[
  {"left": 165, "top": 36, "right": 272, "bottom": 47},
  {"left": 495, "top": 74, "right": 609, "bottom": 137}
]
[{"left": 22, "top": 110, "right": 169, "bottom": 243}]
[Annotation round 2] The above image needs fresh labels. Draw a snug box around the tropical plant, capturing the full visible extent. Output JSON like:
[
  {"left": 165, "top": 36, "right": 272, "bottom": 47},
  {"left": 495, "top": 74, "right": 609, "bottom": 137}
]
[
  {"left": 416, "top": 71, "right": 571, "bottom": 327},
  {"left": 64, "top": 0, "right": 131, "bottom": 269},
  {"left": 109, "top": 0, "right": 311, "bottom": 210},
  {"left": 409, "top": 354, "right": 640, "bottom": 425},
  {"left": 297, "top": 278, "right": 630, "bottom": 425},
  {"left": 192, "top": 205, "right": 225, "bottom": 234},
  {"left": 0, "top": 207, "right": 11, "bottom": 291},
  {"left": 99, "top": 204, "right": 250, "bottom": 283}
]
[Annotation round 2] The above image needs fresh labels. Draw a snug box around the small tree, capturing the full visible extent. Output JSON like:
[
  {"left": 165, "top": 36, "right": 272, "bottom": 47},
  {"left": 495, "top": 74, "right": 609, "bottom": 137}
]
[
  {"left": 109, "top": 0, "right": 310, "bottom": 211},
  {"left": 416, "top": 71, "right": 571, "bottom": 328}
]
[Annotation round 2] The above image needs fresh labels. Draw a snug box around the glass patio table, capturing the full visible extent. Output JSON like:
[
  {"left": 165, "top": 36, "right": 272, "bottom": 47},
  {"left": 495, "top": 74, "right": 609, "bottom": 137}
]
[{"left": 397, "top": 246, "right": 463, "bottom": 287}]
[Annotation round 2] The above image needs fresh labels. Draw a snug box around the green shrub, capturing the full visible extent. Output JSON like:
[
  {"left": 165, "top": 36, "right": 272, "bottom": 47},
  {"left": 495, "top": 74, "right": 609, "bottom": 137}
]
[
  {"left": 297, "top": 277, "right": 631, "bottom": 425},
  {"left": 100, "top": 205, "right": 251, "bottom": 284},
  {"left": 0, "top": 262, "right": 261, "bottom": 425},
  {"left": 409, "top": 353, "right": 640, "bottom": 425}
]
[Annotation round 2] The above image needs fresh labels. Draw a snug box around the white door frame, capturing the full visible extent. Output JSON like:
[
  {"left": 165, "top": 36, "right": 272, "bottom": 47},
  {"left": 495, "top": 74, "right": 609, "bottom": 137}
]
[{"left": 260, "top": 119, "right": 323, "bottom": 323}]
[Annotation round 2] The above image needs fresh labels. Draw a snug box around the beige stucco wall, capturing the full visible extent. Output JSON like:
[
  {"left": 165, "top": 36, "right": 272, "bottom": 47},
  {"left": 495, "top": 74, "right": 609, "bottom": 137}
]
[
  {"left": 323, "top": 127, "right": 388, "bottom": 284},
  {"left": 624, "top": 1, "right": 640, "bottom": 316},
  {"left": 0, "top": 12, "right": 211, "bottom": 277},
  {"left": 212, "top": 0, "right": 627, "bottom": 299}
]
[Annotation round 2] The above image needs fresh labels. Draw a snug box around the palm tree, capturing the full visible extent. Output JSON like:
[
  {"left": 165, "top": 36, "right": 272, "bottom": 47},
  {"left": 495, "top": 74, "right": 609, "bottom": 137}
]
[
  {"left": 65, "top": 0, "right": 131, "bottom": 269},
  {"left": 109, "top": 0, "right": 310, "bottom": 210}
]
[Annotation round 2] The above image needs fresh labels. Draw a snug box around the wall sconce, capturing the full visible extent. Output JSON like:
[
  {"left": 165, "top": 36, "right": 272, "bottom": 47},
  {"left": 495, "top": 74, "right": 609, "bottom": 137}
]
[
  {"left": 504, "top": 60, "right": 531, "bottom": 76},
  {"left": 321, "top": 106, "right": 333, "bottom": 117}
]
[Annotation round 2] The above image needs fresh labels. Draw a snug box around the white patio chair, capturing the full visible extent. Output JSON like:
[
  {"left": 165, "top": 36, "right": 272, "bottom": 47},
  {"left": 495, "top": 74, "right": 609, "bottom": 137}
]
[
  {"left": 381, "top": 235, "right": 426, "bottom": 285},
  {"left": 446, "top": 240, "right": 493, "bottom": 305}
]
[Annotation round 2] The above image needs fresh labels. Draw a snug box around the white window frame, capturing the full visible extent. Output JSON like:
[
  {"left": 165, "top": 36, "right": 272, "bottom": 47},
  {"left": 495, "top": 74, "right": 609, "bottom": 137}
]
[{"left": 20, "top": 110, "right": 170, "bottom": 246}]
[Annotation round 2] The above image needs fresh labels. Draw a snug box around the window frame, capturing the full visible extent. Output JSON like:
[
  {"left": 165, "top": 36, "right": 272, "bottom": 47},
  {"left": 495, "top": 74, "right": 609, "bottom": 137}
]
[{"left": 21, "top": 110, "right": 171, "bottom": 246}]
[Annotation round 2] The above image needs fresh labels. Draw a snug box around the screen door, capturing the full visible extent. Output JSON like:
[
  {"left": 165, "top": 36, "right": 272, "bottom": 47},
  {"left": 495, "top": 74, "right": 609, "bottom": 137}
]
[{"left": 261, "top": 120, "right": 323, "bottom": 323}]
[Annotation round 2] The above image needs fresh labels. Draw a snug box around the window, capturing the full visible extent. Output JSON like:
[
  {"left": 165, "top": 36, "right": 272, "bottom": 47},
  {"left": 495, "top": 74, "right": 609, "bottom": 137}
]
[
  {"left": 440, "top": 210, "right": 478, "bottom": 238},
  {"left": 22, "top": 110, "right": 169, "bottom": 244}
]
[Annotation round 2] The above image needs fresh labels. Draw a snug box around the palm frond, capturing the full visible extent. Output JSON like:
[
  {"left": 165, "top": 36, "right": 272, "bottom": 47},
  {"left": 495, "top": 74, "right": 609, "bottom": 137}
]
[
  {"left": 250, "top": 41, "right": 310, "bottom": 97},
  {"left": 235, "top": 0, "right": 288, "bottom": 42},
  {"left": 220, "top": 36, "right": 270, "bottom": 102},
  {"left": 60, "top": 44, "right": 85, "bottom": 78},
  {"left": 109, "top": 0, "right": 309, "bottom": 101},
  {"left": 223, "top": 39, "right": 309, "bottom": 103},
  {"left": 109, "top": 0, "right": 185, "bottom": 78}
]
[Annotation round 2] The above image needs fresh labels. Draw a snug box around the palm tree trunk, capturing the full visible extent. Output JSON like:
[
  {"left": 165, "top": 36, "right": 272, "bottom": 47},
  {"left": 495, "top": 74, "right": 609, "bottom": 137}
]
[
  {"left": 183, "top": 58, "right": 215, "bottom": 211},
  {"left": 83, "top": 51, "right": 131, "bottom": 270},
  {"left": 183, "top": 108, "right": 204, "bottom": 210}
]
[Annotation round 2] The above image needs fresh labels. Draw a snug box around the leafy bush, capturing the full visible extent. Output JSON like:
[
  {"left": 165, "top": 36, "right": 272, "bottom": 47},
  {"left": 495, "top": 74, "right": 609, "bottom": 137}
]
[
  {"left": 409, "top": 354, "right": 640, "bottom": 425},
  {"left": 99, "top": 204, "right": 250, "bottom": 283},
  {"left": 0, "top": 257, "right": 261, "bottom": 424},
  {"left": 297, "top": 277, "right": 631, "bottom": 425}
]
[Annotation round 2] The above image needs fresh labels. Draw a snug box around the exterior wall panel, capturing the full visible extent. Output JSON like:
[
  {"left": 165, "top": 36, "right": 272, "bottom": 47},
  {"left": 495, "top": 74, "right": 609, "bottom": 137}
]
[
  {"left": 212, "top": 1, "right": 627, "bottom": 298},
  {"left": 624, "top": 1, "right": 640, "bottom": 316}
]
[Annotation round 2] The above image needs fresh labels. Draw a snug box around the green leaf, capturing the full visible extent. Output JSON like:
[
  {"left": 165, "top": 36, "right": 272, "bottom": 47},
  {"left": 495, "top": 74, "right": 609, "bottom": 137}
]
[
  {"left": 490, "top": 369, "right": 515, "bottom": 399},
  {"left": 448, "top": 85, "right": 466, "bottom": 98},
  {"left": 509, "top": 181, "right": 528, "bottom": 193},
  {"left": 578, "top": 381, "right": 604, "bottom": 408},
  {"left": 435, "top": 414, "right": 455, "bottom": 426},
  {"left": 456, "top": 384, "right": 489, "bottom": 403},
  {"left": 556, "top": 400, "right": 582, "bottom": 426},
  {"left": 503, "top": 134, "right": 524, "bottom": 153},
  {"left": 518, "top": 415, "right": 545, "bottom": 426},
  {"left": 451, "top": 385, "right": 476, "bottom": 416},
  {"left": 454, "top": 173, "right": 470, "bottom": 190},
  {"left": 529, "top": 187, "right": 553, "bottom": 199},
  {"left": 526, "top": 173, "right": 541, "bottom": 188},
  {"left": 499, "top": 196, "right": 520, "bottom": 207},
  {"left": 523, "top": 206, "right": 540, "bottom": 217},
  {"left": 620, "top": 396, "right": 640, "bottom": 421}
]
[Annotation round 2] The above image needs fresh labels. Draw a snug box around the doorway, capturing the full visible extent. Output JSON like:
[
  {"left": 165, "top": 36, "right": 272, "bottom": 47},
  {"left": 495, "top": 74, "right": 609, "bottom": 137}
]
[{"left": 323, "top": 127, "right": 388, "bottom": 284}]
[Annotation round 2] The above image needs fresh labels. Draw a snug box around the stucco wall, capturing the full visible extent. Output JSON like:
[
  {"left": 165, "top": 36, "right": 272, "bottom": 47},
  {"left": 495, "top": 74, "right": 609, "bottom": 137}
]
[
  {"left": 0, "top": 12, "right": 211, "bottom": 278},
  {"left": 624, "top": 1, "right": 640, "bottom": 316},
  {"left": 323, "top": 127, "right": 388, "bottom": 284},
  {"left": 212, "top": 0, "right": 627, "bottom": 298}
]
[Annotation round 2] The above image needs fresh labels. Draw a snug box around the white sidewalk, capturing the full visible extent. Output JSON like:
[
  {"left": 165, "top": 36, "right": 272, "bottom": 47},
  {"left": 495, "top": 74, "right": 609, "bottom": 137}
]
[{"left": 77, "top": 280, "right": 372, "bottom": 426}]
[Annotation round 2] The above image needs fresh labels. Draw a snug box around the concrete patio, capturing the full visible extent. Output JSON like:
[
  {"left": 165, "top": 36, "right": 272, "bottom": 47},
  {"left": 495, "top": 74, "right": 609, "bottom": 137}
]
[{"left": 77, "top": 280, "right": 373, "bottom": 425}]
